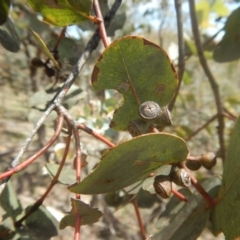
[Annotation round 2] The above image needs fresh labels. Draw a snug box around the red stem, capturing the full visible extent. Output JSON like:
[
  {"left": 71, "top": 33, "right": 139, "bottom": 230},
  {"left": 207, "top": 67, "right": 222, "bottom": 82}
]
[
  {"left": 172, "top": 189, "right": 188, "bottom": 202},
  {"left": 132, "top": 199, "right": 146, "bottom": 239},
  {"left": 93, "top": 0, "right": 110, "bottom": 48},
  {"left": 77, "top": 123, "right": 115, "bottom": 148},
  {"left": 14, "top": 129, "right": 72, "bottom": 227},
  {"left": 0, "top": 114, "right": 64, "bottom": 180},
  {"left": 181, "top": 163, "right": 216, "bottom": 207}
]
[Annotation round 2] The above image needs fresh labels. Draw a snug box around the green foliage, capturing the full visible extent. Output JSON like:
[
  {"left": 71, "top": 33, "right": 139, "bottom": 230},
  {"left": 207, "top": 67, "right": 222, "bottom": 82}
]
[
  {"left": 69, "top": 133, "right": 188, "bottom": 194},
  {"left": 0, "top": 0, "right": 10, "bottom": 25},
  {"left": 27, "top": 0, "right": 94, "bottom": 27},
  {"left": 59, "top": 198, "right": 102, "bottom": 228},
  {"left": 214, "top": 7, "right": 240, "bottom": 62},
  {"left": 92, "top": 36, "right": 178, "bottom": 130},
  {"left": 211, "top": 116, "right": 240, "bottom": 240}
]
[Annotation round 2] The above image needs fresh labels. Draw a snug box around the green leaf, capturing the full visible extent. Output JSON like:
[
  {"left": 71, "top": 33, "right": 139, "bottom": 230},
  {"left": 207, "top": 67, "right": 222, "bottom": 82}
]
[
  {"left": 91, "top": 36, "right": 178, "bottom": 131},
  {"left": 25, "top": 205, "right": 58, "bottom": 239},
  {"left": 1, "top": 180, "right": 23, "bottom": 221},
  {"left": 27, "top": 0, "right": 95, "bottom": 27},
  {"left": 155, "top": 176, "right": 222, "bottom": 240},
  {"left": 213, "top": 7, "right": 240, "bottom": 62},
  {"left": 211, "top": 116, "right": 240, "bottom": 240},
  {"left": 69, "top": 133, "right": 188, "bottom": 194},
  {"left": 0, "top": 0, "right": 10, "bottom": 25},
  {"left": 29, "top": 28, "right": 60, "bottom": 69},
  {"left": 45, "top": 163, "right": 76, "bottom": 185},
  {"left": 59, "top": 198, "right": 102, "bottom": 228},
  {"left": 0, "top": 18, "right": 20, "bottom": 53}
]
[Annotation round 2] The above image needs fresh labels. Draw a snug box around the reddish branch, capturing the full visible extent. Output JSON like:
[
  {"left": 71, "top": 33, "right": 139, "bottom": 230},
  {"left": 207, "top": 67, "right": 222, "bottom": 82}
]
[
  {"left": 93, "top": 0, "right": 110, "bottom": 48},
  {"left": 14, "top": 126, "right": 72, "bottom": 228},
  {"left": 188, "top": 0, "right": 225, "bottom": 160},
  {"left": 0, "top": 113, "right": 64, "bottom": 181},
  {"left": 132, "top": 199, "right": 146, "bottom": 239}
]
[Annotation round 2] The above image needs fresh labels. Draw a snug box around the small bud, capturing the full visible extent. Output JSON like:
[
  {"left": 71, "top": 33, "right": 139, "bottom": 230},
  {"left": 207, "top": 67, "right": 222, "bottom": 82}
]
[
  {"left": 185, "top": 160, "right": 201, "bottom": 171},
  {"left": 171, "top": 168, "right": 191, "bottom": 188},
  {"left": 153, "top": 175, "right": 172, "bottom": 199},
  {"left": 199, "top": 152, "right": 217, "bottom": 169}
]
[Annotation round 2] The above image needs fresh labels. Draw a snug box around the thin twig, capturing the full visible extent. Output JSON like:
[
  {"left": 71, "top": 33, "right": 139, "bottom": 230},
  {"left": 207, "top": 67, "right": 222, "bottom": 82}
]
[
  {"left": 169, "top": 0, "right": 185, "bottom": 111},
  {"left": 188, "top": 0, "right": 225, "bottom": 160},
  {"left": 93, "top": 0, "right": 110, "bottom": 48},
  {"left": 0, "top": 113, "right": 63, "bottom": 182},
  {"left": 172, "top": 189, "right": 188, "bottom": 202},
  {"left": 14, "top": 127, "right": 72, "bottom": 228},
  {"left": 132, "top": 199, "right": 146, "bottom": 239},
  {"left": 185, "top": 114, "right": 218, "bottom": 141},
  {"left": 77, "top": 123, "right": 115, "bottom": 148}
]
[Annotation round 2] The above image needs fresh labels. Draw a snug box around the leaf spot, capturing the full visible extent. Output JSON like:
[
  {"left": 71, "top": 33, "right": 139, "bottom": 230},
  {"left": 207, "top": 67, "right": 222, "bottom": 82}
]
[
  {"left": 117, "top": 81, "right": 130, "bottom": 92},
  {"left": 155, "top": 84, "right": 166, "bottom": 94},
  {"left": 91, "top": 67, "right": 100, "bottom": 84}
]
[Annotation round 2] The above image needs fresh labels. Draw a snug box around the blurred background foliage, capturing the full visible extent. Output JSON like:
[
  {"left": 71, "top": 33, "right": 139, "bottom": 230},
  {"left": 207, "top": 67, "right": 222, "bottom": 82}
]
[{"left": 0, "top": 0, "right": 240, "bottom": 239}]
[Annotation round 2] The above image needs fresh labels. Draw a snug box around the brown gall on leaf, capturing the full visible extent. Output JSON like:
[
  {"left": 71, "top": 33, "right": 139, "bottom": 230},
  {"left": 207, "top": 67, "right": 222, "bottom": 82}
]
[
  {"left": 91, "top": 66, "right": 100, "bottom": 84},
  {"left": 117, "top": 81, "right": 131, "bottom": 92},
  {"left": 155, "top": 84, "right": 166, "bottom": 94},
  {"left": 104, "top": 178, "right": 114, "bottom": 183}
]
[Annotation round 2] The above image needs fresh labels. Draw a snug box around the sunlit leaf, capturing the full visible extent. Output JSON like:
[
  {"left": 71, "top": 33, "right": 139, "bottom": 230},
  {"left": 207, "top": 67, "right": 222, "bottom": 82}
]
[
  {"left": 211, "top": 0, "right": 229, "bottom": 17},
  {"left": 211, "top": 116, "right": 240, "bottom": 240},
  {"left": 91, "top": 36, "right": 178, "bottom": 131},
  {"left": 59, "top": 198, "right": 102, "bottom": 228},
  {"left": 196, "top": 0, "right": 210, "bottom": 28},
  {"left": 0, "top": 0, "right": 11, "bottom": 25},
  {"left": 29, "top": 28, "right": 60, "bottom": 69},
  {"left": 69, "top": 133, "right": 188, "bottom": 194},
  {"left": 155, "top": 176, "right": 221, "bottom": 240},
  {"left": 27, "top": 0, "right": 96, "bottom": 27}
]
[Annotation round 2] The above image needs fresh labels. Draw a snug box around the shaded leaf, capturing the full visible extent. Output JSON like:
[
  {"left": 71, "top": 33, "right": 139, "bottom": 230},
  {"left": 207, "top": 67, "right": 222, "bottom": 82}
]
[
  {"left": 29, "top": 28, "right": 60, "bottom": 69},
  {"left": 91, "top": 36, "right": 178, "bottom": 131},
  {"left": 59, "top": 198, "right": 102, "bottom": 228},
  {"left": 155, "top": 176, "right": 221, "bottom": 240},
  {"left": 213, "top": 7, "right": 240, "bottom": 62},
  {"left": 0, "top": 0, "right": 11, "bottom": 25},
  {"left": 69, "top": 133, "right": 188, "bottom": 194},
  {"left": 45, "top": 163, "right": 76, "bottom": 185},
  {"left": 25, "top": 205, "right": 58, "bottom": 239},
  {"left": 1, "top": 180, "right": 23, "bottom": 221},
  {"left": 47, "top": 37, "right": 80, "bottom": 65},
  {"left": 27, "top": 0, "right": 95, "bottom": 27},
  {"left": 0, "top": 18, "right": 20, "bottom": 52},
  {"left": 211, "top": 116, "right": 240, "bottom": 240}
]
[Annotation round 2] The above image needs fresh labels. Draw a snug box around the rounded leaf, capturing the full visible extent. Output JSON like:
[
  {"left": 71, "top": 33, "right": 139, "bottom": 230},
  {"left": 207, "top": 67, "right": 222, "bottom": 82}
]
[{"left": 91, "top": 36, "right": 178, "bottom": 130}]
